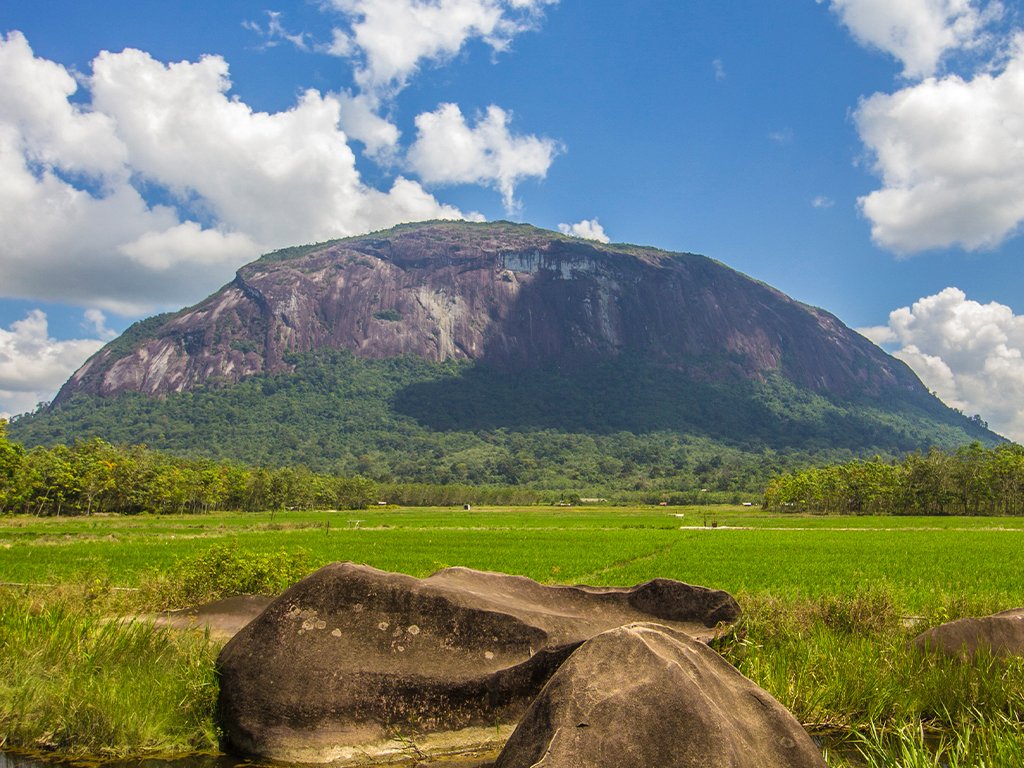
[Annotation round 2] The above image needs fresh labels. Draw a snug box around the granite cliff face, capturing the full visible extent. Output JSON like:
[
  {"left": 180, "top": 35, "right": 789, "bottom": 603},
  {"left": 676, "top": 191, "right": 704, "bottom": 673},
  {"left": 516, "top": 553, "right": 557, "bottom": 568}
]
[{"left": 55, "top": 221, "right": 924, "bottom": 406}]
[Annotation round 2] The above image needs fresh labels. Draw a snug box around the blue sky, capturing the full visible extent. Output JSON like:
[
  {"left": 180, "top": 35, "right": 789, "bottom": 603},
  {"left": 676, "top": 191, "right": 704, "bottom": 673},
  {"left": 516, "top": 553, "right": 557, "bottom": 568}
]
[{"left": 3, "top": 1, "right": 1024, "bottom": 439}]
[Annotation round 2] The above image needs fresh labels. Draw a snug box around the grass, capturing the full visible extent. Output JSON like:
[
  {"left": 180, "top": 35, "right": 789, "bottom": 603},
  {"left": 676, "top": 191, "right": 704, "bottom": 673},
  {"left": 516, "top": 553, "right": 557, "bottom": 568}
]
[
  {"left": 4, "top": 506, "right": 1023, "bottom": 609},
  {"left": 1, "top": 505, "right": 1023, "bottom": 763},
  {"left": 0, "top": 589, "right": 219, "bottom": 757},
  {"left": 845, "top": 714, "right": 1024, "bottom": 767}
]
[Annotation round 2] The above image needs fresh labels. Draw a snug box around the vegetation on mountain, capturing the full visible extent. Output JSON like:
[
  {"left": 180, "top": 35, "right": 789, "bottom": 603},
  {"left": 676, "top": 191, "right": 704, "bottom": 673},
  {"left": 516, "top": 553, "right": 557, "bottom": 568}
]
[
  {"left": 9, "top": 349, "right": 997, "bottom": 496},
  {"left": 763, "top": 442, "right": 1024, "bottom": 515}
]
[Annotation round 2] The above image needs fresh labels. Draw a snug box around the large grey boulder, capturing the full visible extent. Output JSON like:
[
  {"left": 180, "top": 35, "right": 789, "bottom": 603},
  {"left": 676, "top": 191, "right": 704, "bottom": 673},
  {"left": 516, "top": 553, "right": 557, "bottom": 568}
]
[
  {"left": 217, "top": 563, "right": 739, "bottom": 764},
  {"left": 495, "top": 622, "right": 826, "bottom": 768},
  {"left": 913, "top": 608, "right": 1024, "bottom": 660}
]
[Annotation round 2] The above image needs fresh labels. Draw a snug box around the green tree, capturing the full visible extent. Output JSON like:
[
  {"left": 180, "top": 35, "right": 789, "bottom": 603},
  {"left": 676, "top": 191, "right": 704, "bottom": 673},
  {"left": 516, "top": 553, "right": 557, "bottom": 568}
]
[{"left": 0, "top": 419, "right": 24, "bottom": 512}]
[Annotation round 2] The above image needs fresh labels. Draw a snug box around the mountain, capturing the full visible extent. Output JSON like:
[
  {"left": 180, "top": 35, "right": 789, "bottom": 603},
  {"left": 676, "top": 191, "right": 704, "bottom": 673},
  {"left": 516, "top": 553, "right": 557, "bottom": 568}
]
[
  {"left": 13, "top": 221, "right": 998, "bottom": 491},
  {"left": 59, "top": 220, "right": 917, "bottom": 402}
]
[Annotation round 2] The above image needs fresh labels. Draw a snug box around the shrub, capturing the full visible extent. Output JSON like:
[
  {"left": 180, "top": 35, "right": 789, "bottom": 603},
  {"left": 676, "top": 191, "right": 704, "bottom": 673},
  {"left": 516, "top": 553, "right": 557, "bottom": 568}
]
[{"left": 143, "top": 545, "right": 309, "bottom": 609}]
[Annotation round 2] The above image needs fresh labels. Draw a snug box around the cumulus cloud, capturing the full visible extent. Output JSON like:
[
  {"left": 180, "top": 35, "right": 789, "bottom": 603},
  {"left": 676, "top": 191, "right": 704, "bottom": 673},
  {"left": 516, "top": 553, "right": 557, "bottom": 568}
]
[
  {"left": 0, "top": 310, "right": 108, "bottom": 418},
  {"left": 89, "top": 48, "right": 465, "bottom": 246},
  {"left": 325, "top": 0, "right": 557, "bottom": 96},
  {"left": 319, "top": 1, "right": 561, "bottom": 210},
  {"left": 558, "top": 219, "right": 610, "bottom": 243},
  {"left": 0, "top": 31, "right": 469, "bottom": 313},
  {"left": 855, "top": 39, "right": 1024, "bottom": 252},
  {"left": 811, "top": 195, "right": 836, "bottom": 209},
  {"left": 334, "top": 90, "right": 402, "bottom": 158},
  {"left": 118, "top": 223, "right": 260, "bottom": 272},
  {"left": 828, "top": 0, "right": 1004, "bottom": 78},
  {"left": 82, "top": 309, "right": 117, "bottom": 340},
  {"left": 408, "top": 102, "right": 559, "bottom": 210},
  {"left": 863, "top": 287, "right": 1024, "bottom": 440}
]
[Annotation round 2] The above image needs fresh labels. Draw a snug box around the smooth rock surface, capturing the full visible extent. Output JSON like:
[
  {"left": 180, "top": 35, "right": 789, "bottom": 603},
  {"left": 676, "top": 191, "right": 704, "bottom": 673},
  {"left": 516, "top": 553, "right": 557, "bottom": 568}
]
[
  {"left": 495, "top": 622, "right": 826, "bottom": 768},
  {"left": 216, "top": 563, "right": 740, "bottom": 763},
  {"left": 913, "top": 608, "right": 1024, "bottom": 660}
]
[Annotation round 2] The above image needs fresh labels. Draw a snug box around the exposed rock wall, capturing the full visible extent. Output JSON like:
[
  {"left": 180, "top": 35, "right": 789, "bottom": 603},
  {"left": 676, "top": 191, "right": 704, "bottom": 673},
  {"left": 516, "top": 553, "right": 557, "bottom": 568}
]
[{"left": 56, "top": 221, "right": 925, "bottom": 405}]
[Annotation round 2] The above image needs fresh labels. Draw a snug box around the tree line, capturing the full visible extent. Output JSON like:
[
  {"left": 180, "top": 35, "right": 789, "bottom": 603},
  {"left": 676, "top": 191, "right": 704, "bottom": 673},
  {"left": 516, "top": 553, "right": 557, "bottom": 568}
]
[
  {"left": 0, "top": 420, "right": 606, "bottom": 515},
  {"left": 762, "top": 442, "right": 1024, "bottom": 516},
  {"left": 0, "top": 420, "right": 378, "bottom": 516}
]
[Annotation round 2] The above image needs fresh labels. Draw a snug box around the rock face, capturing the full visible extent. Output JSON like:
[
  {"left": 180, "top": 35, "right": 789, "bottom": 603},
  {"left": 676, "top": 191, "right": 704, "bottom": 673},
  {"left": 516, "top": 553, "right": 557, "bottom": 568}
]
[
  {"left": 216, "top": 563, "right": 740, "bottom": 764},
  {"left": 913, "top": 608, "right": 1024, "bottom": 660},
  {"left": 495, "top": 622, "right": 826, "bottom": 768},
  {"left": 56, "top": 220, "right": 925, "bottom": 404}
]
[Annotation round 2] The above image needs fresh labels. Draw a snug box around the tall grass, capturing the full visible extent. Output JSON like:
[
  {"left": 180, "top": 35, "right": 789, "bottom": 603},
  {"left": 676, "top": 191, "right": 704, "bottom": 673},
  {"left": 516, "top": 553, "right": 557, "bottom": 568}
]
[
  {"left": 830, "top": 713, "right": 1024, "bottom": 767},
  {"left": 0, "top": 589, "right": 219, "bottom": 757},
  {"left": 717, "top": 587, "right": 1024, "bottom": 766},
  {"left": 723, "top": 587, "right": 1024, "bottom": 733}
]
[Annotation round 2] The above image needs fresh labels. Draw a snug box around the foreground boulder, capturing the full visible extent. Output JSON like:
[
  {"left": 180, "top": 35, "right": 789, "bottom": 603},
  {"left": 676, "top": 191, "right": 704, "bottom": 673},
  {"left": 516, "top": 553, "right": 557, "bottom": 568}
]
[
  {"left": 217, "top": 563, "right": 739, "bottom": 764},
  {"left": 913, "top": 608, "right": 1024, "bottom": 660},
  {"left": 496, "top": 622, "right": 826, "bottom": 768}
]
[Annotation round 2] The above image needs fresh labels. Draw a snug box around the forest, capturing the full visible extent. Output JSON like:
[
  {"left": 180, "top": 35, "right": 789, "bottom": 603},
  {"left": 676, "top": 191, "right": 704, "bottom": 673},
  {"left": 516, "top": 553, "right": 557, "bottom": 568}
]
[
  {"left": 5, "top": 413, "right": 1024, "bottom": 517},
  {"left": 0, "top": 420, "right": 378, "bottom": 516},
  {"left": 8, "top": 349, "right": 996, "bottom": 495},
  {"left": 763, "top": 442, "right": 1024, "bottom": 516}
]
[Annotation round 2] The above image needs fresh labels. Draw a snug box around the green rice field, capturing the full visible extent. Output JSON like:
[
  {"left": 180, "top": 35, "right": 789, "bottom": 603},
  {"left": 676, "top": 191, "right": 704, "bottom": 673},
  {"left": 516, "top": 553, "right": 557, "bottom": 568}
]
[{"left": 4, "top": 505, "right": 1024, "bottom": 609}]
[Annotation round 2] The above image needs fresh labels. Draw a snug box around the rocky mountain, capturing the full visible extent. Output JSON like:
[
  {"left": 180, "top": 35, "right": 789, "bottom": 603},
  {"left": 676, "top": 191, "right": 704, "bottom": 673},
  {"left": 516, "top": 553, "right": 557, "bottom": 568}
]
[
  {"left": 58, "top": 220, "right": 922, "bottom": 404},
  {"left": 17, "top": 220, "right": 995, "bottom": 489}
]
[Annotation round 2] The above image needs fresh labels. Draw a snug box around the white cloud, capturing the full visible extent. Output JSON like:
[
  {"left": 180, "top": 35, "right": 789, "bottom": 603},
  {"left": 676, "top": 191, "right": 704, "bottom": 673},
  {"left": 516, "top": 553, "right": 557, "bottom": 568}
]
[
  {"left": 0, "top": 310, "right": 107, "bottom": 418},
  {"left": 245, "top": 2, "right": 564, "bottom": 211},
  {"left": 828, "top": 0, "right": 1003, "bottom": 78},
  {"left": 0, "top": 32, "right": 471, "bottom": 314},
  {"left": 325, "top": 0, "right": 557, "bottom": 97},
  {"left": 408, "top": 102, "right": 559, "bottom": 210},
  {"left": 858, "top": 324, "right": 897, "bottom": 345},
  {"left": 89, "top": 48, "right": 464, "bottom": 246},
  {"left": 118, "top": 223, "right": 260, "bottom": 272},
  {"left": 855, "top": 39, "right": 1024, "bottom": 252},
  {"left": 334, "top": 90, "right": 401, "bottom": 158},
  {"left": 0, "top": 32, "right": 126, "bottom": 178},
  {"left": 812, "top": 195, "right": 836, "bottom": 209},
  {"left": 243, "top": 11, "right": 311, "bottom": 51},
  {"left": 712, "top": 58, "right": 726, "bottom": 81},
  {"left": 558, "top": 219, "right": 610, "bottom": 243},
  {"left": 82, "top": 309, "right": 117, "bottom": 340},
  {"left": 863, "top": 287, "right": 1024, "bottom": 440}
]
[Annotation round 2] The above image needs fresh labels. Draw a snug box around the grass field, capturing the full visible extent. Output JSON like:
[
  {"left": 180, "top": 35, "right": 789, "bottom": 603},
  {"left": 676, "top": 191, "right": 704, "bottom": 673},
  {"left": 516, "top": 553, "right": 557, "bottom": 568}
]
[
  {"left": 4, "top": 505, "right": 1024, "bottom": 608},
  {"left": 2, "top": 505, "right": 1023, "bottom": 765}
]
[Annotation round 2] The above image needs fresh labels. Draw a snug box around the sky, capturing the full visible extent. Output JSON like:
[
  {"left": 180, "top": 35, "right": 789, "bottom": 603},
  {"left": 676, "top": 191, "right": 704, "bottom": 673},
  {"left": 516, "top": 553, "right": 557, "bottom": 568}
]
[{"left": 2, "top": 0, "right": 1024, "bottom": 440}]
